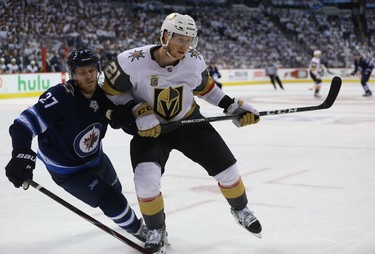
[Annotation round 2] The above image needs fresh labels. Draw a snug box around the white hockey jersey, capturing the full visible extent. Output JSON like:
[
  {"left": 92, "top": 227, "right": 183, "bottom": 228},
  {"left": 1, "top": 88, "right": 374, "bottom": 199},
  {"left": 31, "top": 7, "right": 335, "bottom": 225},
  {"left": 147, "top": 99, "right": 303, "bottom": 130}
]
[
  {"left": 308, "top": 57, "right": 325, "bottom": 78},
  {"left": 103, "top": 45, "right": 214, "bottom": 123}
]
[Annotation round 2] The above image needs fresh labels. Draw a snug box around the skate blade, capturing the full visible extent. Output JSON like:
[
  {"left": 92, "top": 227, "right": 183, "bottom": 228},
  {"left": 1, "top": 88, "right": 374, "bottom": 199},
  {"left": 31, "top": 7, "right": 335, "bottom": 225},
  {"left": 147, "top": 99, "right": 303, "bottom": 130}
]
[
  {"left": 165, "top": 231, "right": 171, "bottom": 246},
  {"left": 153, "top": 244, "right": 167, "bottom": 254},
  {"left": 151, "top": 235, "right": 170, "bottom": 254},
  {"left": 252, "top": 232, "right": 262, "bottom": 239}
]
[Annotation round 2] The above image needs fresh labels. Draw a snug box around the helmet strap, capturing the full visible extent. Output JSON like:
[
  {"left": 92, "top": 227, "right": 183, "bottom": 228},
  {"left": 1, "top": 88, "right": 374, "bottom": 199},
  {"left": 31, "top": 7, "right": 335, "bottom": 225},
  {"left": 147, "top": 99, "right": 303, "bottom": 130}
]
[
  {"left": 160, "top": 34, "right": 177, "bottom": 61},
  {"left": 163, "top": 45, "right": 177, "bottom": 60}
]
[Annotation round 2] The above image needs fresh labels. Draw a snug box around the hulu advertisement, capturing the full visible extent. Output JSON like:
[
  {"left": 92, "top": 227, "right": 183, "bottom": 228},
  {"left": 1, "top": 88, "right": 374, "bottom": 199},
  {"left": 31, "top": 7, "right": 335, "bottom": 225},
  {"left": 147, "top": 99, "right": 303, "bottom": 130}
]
[{"left": 0, "top": 73, "right": 66, "bottom": 98}]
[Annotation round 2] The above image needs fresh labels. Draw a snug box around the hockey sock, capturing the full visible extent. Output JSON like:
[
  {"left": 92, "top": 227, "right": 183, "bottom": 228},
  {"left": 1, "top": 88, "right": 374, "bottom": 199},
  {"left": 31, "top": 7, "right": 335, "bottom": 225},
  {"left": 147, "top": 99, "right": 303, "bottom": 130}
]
[
  {"left": 98, "top": 188, "right": 140, "bottom": 233},
  {"left": 219, "top": 179, "right": 248, "bottom": 210},
  {"left": 138, "top": 193, "right": 165, "bottom": 230}
]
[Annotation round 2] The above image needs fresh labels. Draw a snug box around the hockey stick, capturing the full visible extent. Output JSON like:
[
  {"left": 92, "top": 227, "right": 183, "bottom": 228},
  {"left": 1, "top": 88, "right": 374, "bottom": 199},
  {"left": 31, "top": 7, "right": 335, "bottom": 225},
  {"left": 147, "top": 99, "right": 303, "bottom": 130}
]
[
  {"left": 326, "top": 69, "right": 337, "bottom": 76},
  {"left": 22, "top": 180, "right": 150, "bottom": 254},
  {"left": 162, "top": 76, "right": 341, "bottom": 132}
]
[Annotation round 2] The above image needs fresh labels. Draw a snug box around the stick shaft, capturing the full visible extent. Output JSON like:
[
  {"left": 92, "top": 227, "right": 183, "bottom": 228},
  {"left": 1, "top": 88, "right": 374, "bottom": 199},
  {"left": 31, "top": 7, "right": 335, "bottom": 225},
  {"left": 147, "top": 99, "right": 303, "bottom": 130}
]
[
  {"left": 25, "top": 180, "right": 150, "bottom": 254},
  {"left": 162, "top": 76, "right": 341, "bottom": 131}
]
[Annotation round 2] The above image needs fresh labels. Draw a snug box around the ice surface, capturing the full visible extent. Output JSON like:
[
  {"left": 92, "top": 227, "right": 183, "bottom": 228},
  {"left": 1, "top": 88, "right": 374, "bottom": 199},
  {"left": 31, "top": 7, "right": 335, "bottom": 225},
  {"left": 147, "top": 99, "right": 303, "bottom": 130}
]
[{"left": 1, "top": 81, "right": 374, "bottom": 254}]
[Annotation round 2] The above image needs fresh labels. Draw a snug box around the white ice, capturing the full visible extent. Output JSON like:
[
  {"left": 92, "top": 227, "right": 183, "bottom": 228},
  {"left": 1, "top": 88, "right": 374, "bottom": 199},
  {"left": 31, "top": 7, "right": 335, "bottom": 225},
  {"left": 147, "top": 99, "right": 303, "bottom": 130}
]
[{"left": 1, "top": 81, "right": 375, "bottom": 254}]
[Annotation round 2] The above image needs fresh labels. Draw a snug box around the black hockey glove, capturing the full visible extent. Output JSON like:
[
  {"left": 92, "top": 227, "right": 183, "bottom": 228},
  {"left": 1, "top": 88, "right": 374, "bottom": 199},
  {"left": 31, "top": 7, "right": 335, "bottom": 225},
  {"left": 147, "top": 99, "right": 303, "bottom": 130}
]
[
  {"left": 5, "top": 149, "right": 36, "bottom": 188},
  {"left": 364, "top": 68, "right": 372, "bottom": 76},
  {"left": 108, "top": 105, "right": 135, "bottom": 129}
]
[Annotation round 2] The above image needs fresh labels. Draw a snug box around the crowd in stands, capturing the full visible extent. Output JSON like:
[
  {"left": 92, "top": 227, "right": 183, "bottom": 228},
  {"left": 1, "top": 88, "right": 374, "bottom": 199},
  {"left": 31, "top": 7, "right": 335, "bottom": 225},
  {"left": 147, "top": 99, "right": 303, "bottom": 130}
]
[
  {"left": 0, "top": 0, "right": 373, "bottom": 74},
  {"left": 271, "top": 8, "right": 355, "bottom": 68}
]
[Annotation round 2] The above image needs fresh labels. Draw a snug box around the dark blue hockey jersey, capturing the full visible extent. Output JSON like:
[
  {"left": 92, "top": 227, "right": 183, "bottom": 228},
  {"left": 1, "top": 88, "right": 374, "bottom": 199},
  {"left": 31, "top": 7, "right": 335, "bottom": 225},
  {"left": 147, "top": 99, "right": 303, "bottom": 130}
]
[
  {"left": 353, "top": 57, "right": 374, "bottom": 75},
  {"left": 9, "top": 80, "right": 115, "bottom": 174}
]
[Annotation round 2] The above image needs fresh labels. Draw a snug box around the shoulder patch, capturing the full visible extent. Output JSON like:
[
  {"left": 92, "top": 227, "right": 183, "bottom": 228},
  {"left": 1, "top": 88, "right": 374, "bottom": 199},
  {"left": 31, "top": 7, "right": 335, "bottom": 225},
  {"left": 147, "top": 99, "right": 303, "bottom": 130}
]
[
  {"left": 188, "top": 48, "right": 202, "bottom": 60},
  {"left": 128, "top": 49, "right": 146, "bottom": 62}
]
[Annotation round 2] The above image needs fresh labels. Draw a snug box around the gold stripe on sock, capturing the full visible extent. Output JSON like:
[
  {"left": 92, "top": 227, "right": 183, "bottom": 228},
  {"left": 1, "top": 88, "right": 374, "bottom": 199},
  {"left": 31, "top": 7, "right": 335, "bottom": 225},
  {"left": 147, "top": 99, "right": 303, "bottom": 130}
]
[
  {"left": 139, "top": 194, "right": 164, "bottom": 216},
  {"left": 220, "top": 179, "right": 245, "bottom": 199}
]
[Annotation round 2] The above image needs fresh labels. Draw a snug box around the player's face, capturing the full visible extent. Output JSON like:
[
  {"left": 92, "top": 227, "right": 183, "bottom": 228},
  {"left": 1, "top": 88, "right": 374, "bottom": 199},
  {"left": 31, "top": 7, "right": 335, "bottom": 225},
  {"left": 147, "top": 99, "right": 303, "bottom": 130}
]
[
  {"left": 73, "top": 65, "right": 98, "bottom": 98},
  {"left": 168, "top": 34, "right": 194, "bottom": 59}
]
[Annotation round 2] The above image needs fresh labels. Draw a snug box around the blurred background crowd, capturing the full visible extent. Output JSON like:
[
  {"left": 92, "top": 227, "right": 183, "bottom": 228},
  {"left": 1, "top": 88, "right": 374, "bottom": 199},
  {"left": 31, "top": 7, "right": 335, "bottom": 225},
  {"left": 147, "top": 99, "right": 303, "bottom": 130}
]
[{"left": 0, "top": 0, "right": 374, "bottom": 73}]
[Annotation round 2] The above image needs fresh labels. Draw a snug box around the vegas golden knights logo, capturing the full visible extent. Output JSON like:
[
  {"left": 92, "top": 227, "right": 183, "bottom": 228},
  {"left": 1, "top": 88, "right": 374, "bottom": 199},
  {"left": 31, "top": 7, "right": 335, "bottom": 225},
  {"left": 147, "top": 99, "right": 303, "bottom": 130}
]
[{"left": 154, "top": 86, "right": 183, "bottom": 120}]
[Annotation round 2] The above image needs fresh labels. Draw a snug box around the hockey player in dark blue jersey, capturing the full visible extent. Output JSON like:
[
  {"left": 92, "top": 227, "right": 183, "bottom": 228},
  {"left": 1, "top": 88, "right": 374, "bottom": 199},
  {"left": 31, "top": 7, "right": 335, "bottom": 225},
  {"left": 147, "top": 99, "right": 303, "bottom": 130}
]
[
  {"left": 351, "top": 52, "right": 373, "bottom": 97},
  {"left": 4, "top": 48, "right": 147, "bottom": 242}
]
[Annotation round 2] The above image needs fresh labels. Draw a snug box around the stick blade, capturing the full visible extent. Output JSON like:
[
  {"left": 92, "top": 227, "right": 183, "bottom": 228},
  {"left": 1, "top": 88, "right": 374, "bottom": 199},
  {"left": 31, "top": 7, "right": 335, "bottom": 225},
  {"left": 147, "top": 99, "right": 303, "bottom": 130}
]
[{"left": 321, "top": 76, "right": 342, "bottom": 109}]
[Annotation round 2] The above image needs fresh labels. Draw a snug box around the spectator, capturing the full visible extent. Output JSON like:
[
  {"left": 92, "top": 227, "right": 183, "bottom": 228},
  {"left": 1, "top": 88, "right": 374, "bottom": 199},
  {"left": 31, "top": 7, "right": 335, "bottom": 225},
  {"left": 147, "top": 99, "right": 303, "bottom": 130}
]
[
  {"left": 7, "top": 58, "right": 20, "bottom": 73},
  {"left": 0, "top": 57, "right": 7, "bottom": 73},
  {"left": 0, "top": 0, "right": 371, "bottom": 71},
  {"left": 26, "top": 60, "right": 39, "bottom": 73}
]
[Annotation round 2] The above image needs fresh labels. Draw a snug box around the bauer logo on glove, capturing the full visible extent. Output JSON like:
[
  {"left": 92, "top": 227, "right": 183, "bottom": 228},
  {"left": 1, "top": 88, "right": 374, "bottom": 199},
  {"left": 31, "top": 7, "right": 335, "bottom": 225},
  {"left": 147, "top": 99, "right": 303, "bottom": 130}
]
[{"left": 5, "top": 149, "right": 37, "bottom": 188}]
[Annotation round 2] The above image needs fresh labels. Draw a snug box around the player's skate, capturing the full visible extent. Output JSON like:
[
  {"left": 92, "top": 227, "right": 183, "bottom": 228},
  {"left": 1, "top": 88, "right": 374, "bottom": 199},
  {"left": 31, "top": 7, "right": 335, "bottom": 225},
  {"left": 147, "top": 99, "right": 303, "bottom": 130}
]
[
  {"left": 314, "top": 92, "right": 321, "bottom": 98},
  {"left": 231, "top": 206, "right": 262, "bottom": 238},
  {"left": 363, "top": 90, "right": 372, "bottom": 97},
  {"left": 145, "top": 227, "right": 170, "bottom": 254},
  {"left": 132, "top": 218, "right": 148, "bottom": 243}
]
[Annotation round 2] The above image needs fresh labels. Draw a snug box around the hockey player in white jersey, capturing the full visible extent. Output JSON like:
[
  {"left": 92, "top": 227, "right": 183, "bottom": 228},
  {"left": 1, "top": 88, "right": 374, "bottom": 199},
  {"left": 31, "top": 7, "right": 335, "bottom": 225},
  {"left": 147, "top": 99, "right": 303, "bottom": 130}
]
[
  {"left": 308, "top": 50, "right": 327, "bottom": 97},
  {"left": 102, "top": 13, "right": 262, "bottom": 253}
]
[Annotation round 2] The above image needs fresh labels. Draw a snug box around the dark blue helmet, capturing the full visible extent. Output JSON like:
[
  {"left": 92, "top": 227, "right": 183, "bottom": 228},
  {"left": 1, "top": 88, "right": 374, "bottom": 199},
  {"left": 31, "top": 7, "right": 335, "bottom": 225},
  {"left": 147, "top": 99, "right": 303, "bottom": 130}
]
[{"left": 66, "top": 48, "right": 100, "bottom": 78}]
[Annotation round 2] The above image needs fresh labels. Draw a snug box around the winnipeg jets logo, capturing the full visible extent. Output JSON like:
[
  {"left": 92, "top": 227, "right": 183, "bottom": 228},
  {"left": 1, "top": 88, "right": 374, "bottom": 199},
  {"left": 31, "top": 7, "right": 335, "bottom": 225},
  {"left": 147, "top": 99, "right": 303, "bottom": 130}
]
[
  {"left": 83, "top": 129, "right": 99, "bottom": 150},
  {"left": 74, "top": 123, "right": 102, "bottom": 157},
  {"left": 188, "top": 48, "right": 201, "bottom": 59},
  {"left": 128, "top": 50, "right": 145, "bottom": 62}
]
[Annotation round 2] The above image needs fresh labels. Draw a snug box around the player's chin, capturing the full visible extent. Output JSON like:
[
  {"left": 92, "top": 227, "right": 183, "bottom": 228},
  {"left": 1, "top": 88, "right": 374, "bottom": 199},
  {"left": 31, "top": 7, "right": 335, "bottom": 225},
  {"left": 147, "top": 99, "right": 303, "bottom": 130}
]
[
  {"left": 84, "top": 83, "right": 97, "bottom": 93},
  {"left": 173, "top": 51, "right": 186, "bottom": 59}
]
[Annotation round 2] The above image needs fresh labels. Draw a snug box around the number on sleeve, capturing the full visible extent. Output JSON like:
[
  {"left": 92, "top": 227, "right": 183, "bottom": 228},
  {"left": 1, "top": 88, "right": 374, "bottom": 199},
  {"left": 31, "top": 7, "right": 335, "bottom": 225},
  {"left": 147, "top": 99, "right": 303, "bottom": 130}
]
[
  {"left": 104, "top": 61, "right": 121, "bottom": 85},
  {"left": 39, "top": 92, "right": 59, "bottom": 108}
]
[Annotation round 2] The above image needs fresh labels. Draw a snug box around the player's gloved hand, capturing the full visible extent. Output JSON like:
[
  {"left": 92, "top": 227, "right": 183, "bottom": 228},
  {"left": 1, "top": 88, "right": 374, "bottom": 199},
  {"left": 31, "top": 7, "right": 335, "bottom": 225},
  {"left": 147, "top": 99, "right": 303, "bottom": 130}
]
[
  {"left": 350, "top": 71, "right": 356, "bottom": 76},
  {"left": 364, "top": 68, "right": 372, "bottom": 76},
  {"left": 5, "top": 149, "right": 36, "bottom": 188},
  {"left": 106, "top": 105, "right": 136, "bottom": 131},
  {"left": 132, "top": 102, "right": 161, "bottom": 138},
  {"left": 225, "top": 98, "right": 260, "bottom": 127},
  {"left": 327, "top": 69, "right": 334, "bottom": 75}
]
